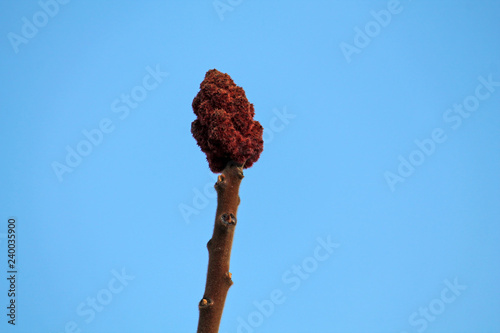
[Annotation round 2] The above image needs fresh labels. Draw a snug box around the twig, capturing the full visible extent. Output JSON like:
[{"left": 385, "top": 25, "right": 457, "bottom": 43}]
[{"left": 197, "top": 161, "right": 244, "bottom": 333}]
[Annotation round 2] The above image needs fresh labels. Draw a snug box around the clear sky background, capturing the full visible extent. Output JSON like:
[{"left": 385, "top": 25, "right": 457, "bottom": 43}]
[{"left": 1, "top": 1, "right": 499, "bottom": 332}]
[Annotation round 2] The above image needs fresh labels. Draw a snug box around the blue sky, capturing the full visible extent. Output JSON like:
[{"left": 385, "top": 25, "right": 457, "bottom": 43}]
[{"left": 1, "top": 1, "right": 499, "bottom": 332}]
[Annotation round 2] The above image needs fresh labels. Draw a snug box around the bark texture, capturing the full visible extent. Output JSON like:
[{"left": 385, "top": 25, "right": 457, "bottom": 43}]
[{"left": 197, "top": 161, "right": 244, "bottom": 333}]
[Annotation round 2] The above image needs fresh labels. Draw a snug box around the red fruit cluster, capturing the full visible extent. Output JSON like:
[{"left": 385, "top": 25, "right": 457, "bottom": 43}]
[{"left": 191, "top": 69, "right": 264, "bottom": 173}]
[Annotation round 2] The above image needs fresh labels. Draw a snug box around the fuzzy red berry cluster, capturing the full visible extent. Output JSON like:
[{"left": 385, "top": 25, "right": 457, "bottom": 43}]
[{"left": 191, "top": 69, "right": 264, "bottom": 173}]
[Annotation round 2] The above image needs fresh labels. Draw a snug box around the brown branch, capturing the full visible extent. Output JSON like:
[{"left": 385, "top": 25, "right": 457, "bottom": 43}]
[{"left": 197, "top": 161, "right": 244, "bottom": 333}]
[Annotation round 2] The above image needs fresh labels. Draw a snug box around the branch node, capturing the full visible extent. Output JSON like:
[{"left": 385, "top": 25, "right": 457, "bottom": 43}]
[
  {"left": 215, "top": 174, "right": 226, "bottom": 192},
  {"left": 199, "top": 298, "right": 214, "bottom": 309},
  {"left": 225, "top": 272, "right": 234, "bottom": 286},
  {"left": 220, "top": 213, "right": 236, "bottom": 226}
]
